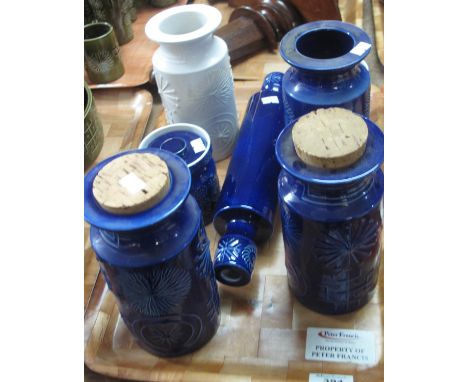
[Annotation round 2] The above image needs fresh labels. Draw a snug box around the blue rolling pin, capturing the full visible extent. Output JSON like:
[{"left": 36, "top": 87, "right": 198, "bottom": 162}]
[{"left": 213, "top": 72, "right": 285, "bottom": 286}]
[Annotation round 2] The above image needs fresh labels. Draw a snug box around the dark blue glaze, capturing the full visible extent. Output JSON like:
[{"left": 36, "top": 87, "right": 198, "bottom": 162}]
[
  {"left": 276, "top": 115, "right": 384, "bottom": 314},
  {"left": 213, "top": 72, "right": 285, "bottom": 286},
  {"left": 280, "top": 20, "right": 372, "bottom": 126},
  {"left": 139, "top": 125, "right": 220, "bottom": 225},
  {"left": 84, "top": 149, "right": 220, "bottom": 357}
]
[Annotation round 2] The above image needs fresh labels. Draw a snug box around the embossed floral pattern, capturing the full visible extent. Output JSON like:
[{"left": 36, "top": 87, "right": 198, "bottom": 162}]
[
  {"left": 193, "top": 225, "right": 220, "bottom": 323},
  {"left": 194, "top": 226, "right": 211, "bottom": 278},
  {"left": 85, "top": 48, "right": 119, "bottom": 73},
  {"left": 155, "top": 73, "right": 179, "bottom": 123},
  {"left": 191, "top": 172, "right": 220, "bottom": 224},
  {"left": 116, "top": 264, "right": 191, "bottom": 316},
  {"left": 131, "top": 314, "right": 203, "bottom": 356},
  {"left": 280, "top": 204, "right": 302, "bottom": 253},
  {"left": 142, "top": 321, "right": 191, "bottom": 348},
  {"left": 215, "top": 236, "right": 256, "bottom": 274},
  {"left": 313, "top": 218, "right": 380, "bottom": 274}
]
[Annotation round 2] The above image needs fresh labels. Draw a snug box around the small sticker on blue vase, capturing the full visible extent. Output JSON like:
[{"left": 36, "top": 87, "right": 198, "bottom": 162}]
[
  {"left": 118, "top": 172, "right": 147, "bottom": 195},
  {"left": 305, "top": 327, "right": 376, "bottom": 364},
  {"left": 309, "top": 373, "right": 353, "bottom": 382},
  {"left": 261, "top": 96, "right": 279, "bottom": 105},
  {"left": 350, "top": 42, "right": 371, "bottom": 56},
  {"left": 190, "top": 138, "right": 206, "bottom": 154}
]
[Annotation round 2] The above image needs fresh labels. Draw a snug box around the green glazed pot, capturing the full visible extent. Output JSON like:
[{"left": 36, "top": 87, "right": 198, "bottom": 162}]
[
  {"left": 149, "top": 0, "right": 177, "bottom": 8},
  {"left": 84, "top": 83, "right": 104, "bottom": 169},
  {"left": 88, "top": 0, "right": 134, "bottom": 45},
  {"left": 84, "top": 22, "right": 125, "bottom": 83}
]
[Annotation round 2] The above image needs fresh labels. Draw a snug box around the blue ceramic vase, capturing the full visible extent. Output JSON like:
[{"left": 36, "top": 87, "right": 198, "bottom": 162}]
[
  {"left": 280, "top": 20, "right": 372, "bottom": 126},
  {"left": 139, "top": 123, "right": 220, "bottom": 225},
  {"left": 84, "top": 148, "right": 220, "bottom": 357},
  {"left": 276, "top": 113, "right": 384, "bottom": 315},
  {"left": 213, "top": 72, "right": 285, "bottom": 286}
]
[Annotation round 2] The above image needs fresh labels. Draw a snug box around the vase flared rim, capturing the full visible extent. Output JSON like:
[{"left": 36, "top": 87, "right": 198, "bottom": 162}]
[
  {"left": 280, "top": 20, "right": 372, "bottom": 73},
  {"left": 84, "top": 148, "right": 191, "bottom": 231},
  {"left": 275, "top": 112, "right": 384, "bottom": 185},
  {"left": 145, "top": 4, "right": 222, "bottom": 44}
]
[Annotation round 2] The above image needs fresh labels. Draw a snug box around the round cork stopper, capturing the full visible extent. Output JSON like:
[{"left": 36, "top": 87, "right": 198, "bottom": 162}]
[
  {"left": 292, "top": 108, "right": 368, "bottom": 169},
  {"left": 92, "top": 153, "right": 170, "bottom": 215}
]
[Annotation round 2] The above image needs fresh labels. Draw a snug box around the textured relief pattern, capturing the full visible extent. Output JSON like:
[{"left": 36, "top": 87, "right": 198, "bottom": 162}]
[
  {"left": 88, "top": 0, "right": 106, "bottom": 20},
  {"left": 194, "top": 225, "right": 220, "bottom": 323},
  {"left": 116, "top": 264, "right": 191, "bottom": 316},
  {"left": 85, "top": 47, "right": 120, "bottom": 74},
  {"left": 316, "top": 257, "right": 380, "bottom": 312},
  {"left": 313, "top": 218, "right": 380, "bottom": 275},
  {"left": 298, "top": 214, "right": 381, "bottom": 313},
  {"left": 191, "top": 170, "right": 220, "bottom": 224},
  {"left": 187, "top": 63, "right": 238, "bottom": 159},
  {"left": 155, "top": 73, "right": 178, "bottom": 123},
  {"left": 131, "top": 314, "right": 202, "bottom": 357},
  {"left": 84, "top": 103, "right": 103, "bottom": 158},
  {"left": 205, "top": 112, "right": 238, "bottom": 159},
  {"left": 215, "top": 236, "right": 256, "bottom": 274},
  {"left": 194, "top": 225, "right": 211, "bottom": 278},
  {"left": 280, "top": 203, "right": 307, "bottom": 297},
  {"left": 280, "top": 203, "right": 302, "bottom": 253},
  {"left": 195, "top": 65, "right": 235, "bottom": 109}
]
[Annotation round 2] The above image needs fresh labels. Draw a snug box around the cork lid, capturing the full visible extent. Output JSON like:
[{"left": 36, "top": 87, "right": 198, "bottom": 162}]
[
  {"left": 92, "top": 152, "right": 170, "bottom": 215},
  {"left": 292, "top": 108, "right": 368, "bottom": 169},
  {"left": 275, "top": 110, "right": 383, "bottom": 185}
]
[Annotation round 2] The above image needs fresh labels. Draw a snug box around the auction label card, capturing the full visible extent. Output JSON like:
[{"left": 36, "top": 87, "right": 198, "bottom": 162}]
[
  {"left": 349, "top": 41, "right": 371, "bottom": 56},
  {"left": 261, "top": 95, "right": 279, "bottom": 104},
  {"left": 305, "top": 327, "right": 375, "bottom": 365},
  {"left": 190, "top": 138, "right": 206, "bottom": 154},
  {"left": 309, "top": 373, "right": 353, "bottom": 382}
]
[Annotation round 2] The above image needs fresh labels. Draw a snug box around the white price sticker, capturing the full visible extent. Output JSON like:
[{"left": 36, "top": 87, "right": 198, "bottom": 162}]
[
  {"left": 190, "top": 138, "right": 206, "bottom": 154},
  {"left": 261, "top": 96, "right": 279, "bottom": 104},
  {"left": 350, "top": 42, "right": 371, "bottom": 56},
  {"left": 118, "top": 172, "right": 147, "bottom": 195},
  {"left": 305, "top": 327, "right": 376, "bottom": 365},
  {"left": 309, "top": 373, "right": 353, "bottom": 382}
]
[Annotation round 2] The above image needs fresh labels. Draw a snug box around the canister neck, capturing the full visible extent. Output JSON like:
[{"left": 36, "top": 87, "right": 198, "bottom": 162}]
[{"left": 303, "top": 175, "right": 375, "bottom": 205}]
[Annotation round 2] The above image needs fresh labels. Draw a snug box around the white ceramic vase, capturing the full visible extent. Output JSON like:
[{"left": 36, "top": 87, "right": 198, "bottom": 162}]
[{"left": 145, "top": 4, "right": 239, "bottom": 161}]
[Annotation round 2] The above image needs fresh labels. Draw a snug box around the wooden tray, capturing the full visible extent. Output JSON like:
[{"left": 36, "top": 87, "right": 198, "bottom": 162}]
[
  {"left": 372, "top": 0, "right": 384, "bottom": 65},
  {"left": 84, "top": 81, "right": 384, "bottom": 381},
  {"left": 85, "top": 2, "right": 188, "bottom": 89},
  {"left": 84, "top": 88, "right": 153, "bottom": 312}
]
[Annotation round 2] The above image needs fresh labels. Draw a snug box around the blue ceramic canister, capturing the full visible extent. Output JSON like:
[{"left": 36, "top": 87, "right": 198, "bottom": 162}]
[
  {"left": 84, "top": 148, "right": 220, "bottom": 357},
  {"left": 139, "top": 123, "right": 220, "bottom": 225},
  {"left": 280, "top": 20, "right": 372, "bottom": 126},
  {"left": 275, "top": 110, "right": 384, "bottom": 314},
  {"left": 213, "top": 72, "right": 285, "bottom": 286}
]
